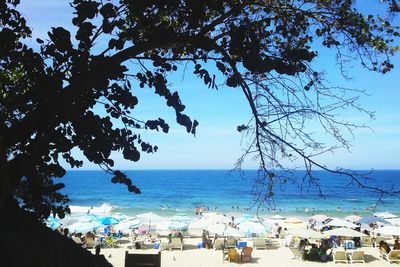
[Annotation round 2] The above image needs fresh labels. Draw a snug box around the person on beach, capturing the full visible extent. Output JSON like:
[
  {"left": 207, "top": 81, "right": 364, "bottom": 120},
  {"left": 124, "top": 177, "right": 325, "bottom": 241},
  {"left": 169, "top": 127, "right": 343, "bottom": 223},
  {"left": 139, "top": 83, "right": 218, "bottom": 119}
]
[
  {"left": 393, "top": 239, "right": 400, "bottom": 250},
  {"left": 379, "top": 241, "right": 391, "bottom": 254},
  {"left": 63, "top": 228, "right": 70, "bottom": 238}
]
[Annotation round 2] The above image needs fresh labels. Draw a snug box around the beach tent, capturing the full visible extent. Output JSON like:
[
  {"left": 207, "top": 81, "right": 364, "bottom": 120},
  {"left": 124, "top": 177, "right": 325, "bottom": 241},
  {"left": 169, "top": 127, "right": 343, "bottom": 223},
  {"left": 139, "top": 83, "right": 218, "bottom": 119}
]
[
  {"left": 288, "top": 229, "right": 327, "bottom": 239},
  {"left": 310, "top": 214, "right": 331, "bottom": 222},
  {"left": 323, "top": 228, "right": 366, "bottom": 238},
  {"left": 325, "top": 218, "right": 358, "bottom": 228},
  {"left": 372, "top": 226, "right": 400, "bottom": 236},
  {"left": 356, "top": 216, "right": 390, "bottom": 225},
  {"left": 345, "top": 215, "right": 362, "bottom": 222}
]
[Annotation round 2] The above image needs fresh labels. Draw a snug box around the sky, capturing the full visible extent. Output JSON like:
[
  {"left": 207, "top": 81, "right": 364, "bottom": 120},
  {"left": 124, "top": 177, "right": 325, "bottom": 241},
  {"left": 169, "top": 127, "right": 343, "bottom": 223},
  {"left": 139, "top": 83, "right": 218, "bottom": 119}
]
[{"left": 17, "top": 1, "right": 400, "bottom": 170}]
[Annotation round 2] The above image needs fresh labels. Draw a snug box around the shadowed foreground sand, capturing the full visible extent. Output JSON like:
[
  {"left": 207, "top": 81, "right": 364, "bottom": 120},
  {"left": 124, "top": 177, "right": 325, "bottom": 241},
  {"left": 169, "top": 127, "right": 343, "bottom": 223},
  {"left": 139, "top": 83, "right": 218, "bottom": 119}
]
[{"left": 91, "top": 237, "right": 387, "bottom": 267}]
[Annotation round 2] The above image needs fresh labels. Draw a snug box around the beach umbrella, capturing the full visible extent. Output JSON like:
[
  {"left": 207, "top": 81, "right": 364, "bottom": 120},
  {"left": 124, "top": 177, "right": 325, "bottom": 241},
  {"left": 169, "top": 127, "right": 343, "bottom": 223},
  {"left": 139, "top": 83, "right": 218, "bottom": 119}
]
[
  {"left": 284, "top": 217, "right": 304, "bottom": 224},
  {"left": 270, "top": 215, "right": 286, "bottom": 220},
  {"left": 114, "top": 218, "right": 143, "bottom": 231},
  {"left": 356, "top": 216, "right": 390, "bottom": 225},
  {"left": 374, "top": 212, "right": 398, "bottom": 219},
  {"left": 69, "top": 221, "right": 101, "bottom": 233},
  {"left": 345, "top": 215, "right": 362, "bottom": 222},
  {"left": 310, "top": 214, "right": 331, "bottom": 222},
  {"left": 170, "top": 214, "right": 192, "bottom": 222},
  {"left": 136, "top": 212, "right": 164, "bottom": 225},
  {"left": 203, "top": 213, "right": 230, "bottom": 224},
  {"left": 99, "top": 216, "right": 120, "bottom": 225},
  {"left": 156, "top": 220, "right": 188, "bottom": 231},
  {"left": 325, "top": 218, "right": 358, "bottom": 228},
  {"left": 59, "top": 217, "right": 79, "bottom": 228},
  {"left": 288, "top": 229, "right": 327, "bottom": 239},
  {"left": 323, "top": 228, "right": 366, "bottom": 238},
  {"left": 205, "top": 223, "right": 227, "bottom": 236},
  {"left": 224, "top": 226, "right": 245, "bottom": 237},
  {"left": 372, "top": 226, "right": 400, "bottom": 236},
  {"left": 238, "top": 221, "right": 268, "bottom": 235}
]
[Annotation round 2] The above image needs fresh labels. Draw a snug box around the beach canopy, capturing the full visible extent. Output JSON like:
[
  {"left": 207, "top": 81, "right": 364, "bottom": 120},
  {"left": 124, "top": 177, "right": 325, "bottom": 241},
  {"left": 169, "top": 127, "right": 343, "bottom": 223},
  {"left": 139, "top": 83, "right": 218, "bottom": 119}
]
[
  {"left": 288, "top": 229, "right": 326, "bottom": 239},
  {"left": 99, "top": 216, "right": 120, "bottom": 225},
  {"left": 205, "top": 223, "right": 244, "bottom": 237},
  {"left": 323, "top": 228, "right": 366, "bottom": 237},
  {"left": 345, "top": 215, "right": 362, "bottom": 222},
  {"left": 356, "top": 216, "right": 390, "bottom": 225},
  {"left": 325, "top": 218, "right": 358, "bottom": 228},
  {"left": 372, "top": 226, "right": 400, "bottom": 236},
  {"left": 310, "top": 214, "right": 331, "bottom": 222}
]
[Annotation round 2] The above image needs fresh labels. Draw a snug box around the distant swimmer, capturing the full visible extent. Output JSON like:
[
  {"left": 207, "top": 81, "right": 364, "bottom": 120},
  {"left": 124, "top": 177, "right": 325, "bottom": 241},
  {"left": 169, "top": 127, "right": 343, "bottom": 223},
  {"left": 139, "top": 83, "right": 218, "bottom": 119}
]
[{"left": 336, "top": 207, "right": 342, "bottom": 212}]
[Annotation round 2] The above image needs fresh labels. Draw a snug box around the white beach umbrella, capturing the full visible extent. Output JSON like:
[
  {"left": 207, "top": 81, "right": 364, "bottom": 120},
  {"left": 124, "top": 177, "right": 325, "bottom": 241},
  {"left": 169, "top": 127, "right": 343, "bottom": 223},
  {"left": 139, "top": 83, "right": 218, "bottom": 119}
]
[
  {"left": 323, "top": 228, "right": 366, "bottom": 238},
  {"left": 310, "top": 214, "right": 331, "bottom": 222},
  {"left": 238, "top": 221, "right": 268, "bottom": 235},
  {"left": 270, "top": 215, "right": 286, "bottom": 220},
  {"left": 345, "top": 215, "right": 362, "bottom": 222},
  {"left": 114, "top": 218, "right": 143, "bottom": 231},
  {"left": 288, "top": 229, "right": 327, "bottom": 239},
  {"left": 69, "top": 221, "right": 101, "bottom": 234},
  {"left": 326, "top": 218, "right": 358, "bottom": 228},
  {"left": 205, "top": 223, "right": 227, "bottom": 236},
  {"left": 224, "top": 226, "right": 245, "bottom": 237},
  {"left": 372, "top": 226, "right": 400, "bottom": 236},
  {"left": 136, "top": 212, "right": 164, "bottom": 223},
  {"left": 374, "top": 212, "right": 398, "bottom": 219}
]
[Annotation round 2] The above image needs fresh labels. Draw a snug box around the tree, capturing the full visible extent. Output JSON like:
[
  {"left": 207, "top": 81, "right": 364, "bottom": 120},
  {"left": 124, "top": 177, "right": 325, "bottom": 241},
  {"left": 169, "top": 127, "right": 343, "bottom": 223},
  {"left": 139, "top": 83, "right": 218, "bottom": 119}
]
[{"left": 1, "top": 0, "right": 400, "bottom": 222}]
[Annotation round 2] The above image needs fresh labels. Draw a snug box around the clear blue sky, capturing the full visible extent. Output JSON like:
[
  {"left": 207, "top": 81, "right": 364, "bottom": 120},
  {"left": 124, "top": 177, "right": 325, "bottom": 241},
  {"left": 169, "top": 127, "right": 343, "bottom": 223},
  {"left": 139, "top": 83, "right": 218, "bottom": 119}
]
[{"left": 18, "top": 1, "right": 400, "bottom": 170}]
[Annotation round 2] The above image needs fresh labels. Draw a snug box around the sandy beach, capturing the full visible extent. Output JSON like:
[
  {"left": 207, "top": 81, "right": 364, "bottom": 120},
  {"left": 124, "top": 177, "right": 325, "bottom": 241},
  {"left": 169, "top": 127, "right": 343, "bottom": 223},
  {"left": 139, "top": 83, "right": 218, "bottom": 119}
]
[{"left": 90, "top": 236, "right": 390, "bottom": 267}]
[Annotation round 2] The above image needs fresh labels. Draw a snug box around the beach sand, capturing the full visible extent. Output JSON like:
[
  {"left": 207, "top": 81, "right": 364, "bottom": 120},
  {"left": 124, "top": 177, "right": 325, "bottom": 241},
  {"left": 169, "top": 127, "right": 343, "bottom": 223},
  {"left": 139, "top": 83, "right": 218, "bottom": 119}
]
[{"left": 91, "top": 237, "right": 387, "bottom": 267}]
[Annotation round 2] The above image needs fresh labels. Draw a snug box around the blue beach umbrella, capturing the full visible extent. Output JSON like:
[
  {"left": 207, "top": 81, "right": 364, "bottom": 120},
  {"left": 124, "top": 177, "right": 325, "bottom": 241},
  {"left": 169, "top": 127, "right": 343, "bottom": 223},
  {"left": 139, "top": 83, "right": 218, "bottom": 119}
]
[{"left": 99, "top": 216, "right": 120, "bottom": 225}]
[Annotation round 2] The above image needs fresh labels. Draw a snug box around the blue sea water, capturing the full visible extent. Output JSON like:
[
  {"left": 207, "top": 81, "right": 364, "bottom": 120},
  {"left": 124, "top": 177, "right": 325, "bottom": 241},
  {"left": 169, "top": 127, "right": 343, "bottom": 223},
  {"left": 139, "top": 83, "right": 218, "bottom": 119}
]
[{"left": 60, "top": 170, "right": 400, "bottom": 218}]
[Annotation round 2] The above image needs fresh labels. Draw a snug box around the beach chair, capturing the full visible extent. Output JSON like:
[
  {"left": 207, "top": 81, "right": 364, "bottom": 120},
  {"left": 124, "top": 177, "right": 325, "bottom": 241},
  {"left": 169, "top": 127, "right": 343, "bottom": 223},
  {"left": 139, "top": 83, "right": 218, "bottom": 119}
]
[
  {"left": 213, "top": 239, "right": 225, "bottom": 250},
  {"left": 360, "top": 236, "right": 372, "bottom": 247},
  {"left": 383, "top": 250, "right": 400, "bottom": 264},
  {"left": 349, "top": 250, "right": 365, "bottom": 264},
  {"left": 105, "top": 235, "right": 117, "bottom": 248},
  {"left": 225, "top": 238, "right": 236, "bottom": 249},
  {"left": 171, "top": 238, "right": 183, "bottom": 250},
  {"left": 159, "top": 241, "right": 169, "bottom": 251},
  {"left": 253, "top": 238, "right": 267, "bottom": 250},
  {"left": 227, "top": 248, "right": 238, "bottom": 262},
  {"left": 333, "top": 250, "right": 348, "bottom": 264},
  {"left": 241, "top": 247, "right": 253, "bottom": 262},
  {"left": 290, "top": 247, "right": 304, "bottom": 260}
]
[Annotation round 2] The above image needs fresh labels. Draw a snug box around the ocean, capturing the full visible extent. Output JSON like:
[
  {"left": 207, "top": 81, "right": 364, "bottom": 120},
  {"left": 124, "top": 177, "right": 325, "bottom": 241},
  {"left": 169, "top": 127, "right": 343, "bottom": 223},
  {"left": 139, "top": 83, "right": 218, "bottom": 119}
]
[{"left": 60, "top": 170, "right": 400, "bottom": 218}]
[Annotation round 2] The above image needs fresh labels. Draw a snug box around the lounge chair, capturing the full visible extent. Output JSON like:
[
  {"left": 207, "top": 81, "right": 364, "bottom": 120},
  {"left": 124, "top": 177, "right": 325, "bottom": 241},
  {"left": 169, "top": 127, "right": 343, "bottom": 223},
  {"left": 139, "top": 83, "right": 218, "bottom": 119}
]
[
  {"left": 225, "top": 238, "right": 236, "bottom": 249},
  {"left": 383, "top": 250, "right": 400, "bottom": 264},
  {"left": 289, "top": 247, "right": 304, "bottom": 260},
  {"left": 333, "top": 250, "right": 348, "bottom": 264},
  {"left": 360, "top": 236, "right": 372, "bottom": 247},
  {"left": 349, "top": 250, "right": 365, "bottom": 264},
  {"left": 213, "top": 239, "right": 225, "bottom": 250},
  {"left": 241, "top": 247, "right": 253, "bottom": 262},
  {"left": 227, "top": 248, "right": 238, "bottom": 262},
  {"left": 253, "top": 238, "right": 266, "bottom": 250},
  {"left": 171, "top": 238, "right": 183, "bottom": 250}
]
